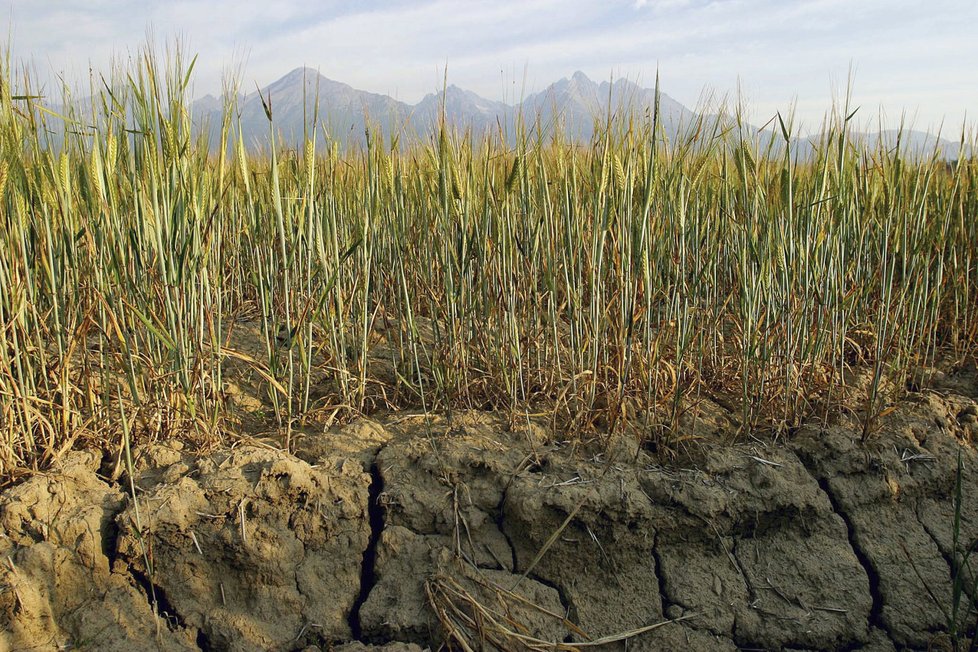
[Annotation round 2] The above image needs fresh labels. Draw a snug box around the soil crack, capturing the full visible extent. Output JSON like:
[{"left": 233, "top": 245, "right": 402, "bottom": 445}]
[
  {"left": 650, "top": 532, "right": 679, "bottom": 613},
  {"left": 129, "top": 562, "right": 216, "bottom": 650},
  {"left": 915, "top": 498, "right": 959, "bottom": 579},
  {"left": 729, "top": 537, "right": 757, "bottom": 604},
  {"left": 99, "top": 499, "right": 124, "bottom": 570},
  {"left": 805, "top": 467, "right": 892, "bottom": 644},
  {"left": 914, "top": 496, "right": 975, "bottom": 633},
  {"left": 128, "top": 567, "right": 187, "bottom": 630},
  {"left": 110, "top": 490, "right": 211, "bottom": 649},
  {"left": 495, "top": 486, "right": 578, "bottom": 641},
  {"left": 494, "top": 487, "right": 518, "bottom": 572},
  {"left": 350, "top": 455, "right": 387, "bottom": 640}
]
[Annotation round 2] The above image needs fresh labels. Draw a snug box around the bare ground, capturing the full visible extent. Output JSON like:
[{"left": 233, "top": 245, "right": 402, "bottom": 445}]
[{"left": 3, "top": 371, "right": 978, "bottom": 651}]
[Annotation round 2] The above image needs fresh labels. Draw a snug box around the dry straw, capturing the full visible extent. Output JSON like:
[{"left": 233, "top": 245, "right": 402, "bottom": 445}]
[{"left": 0, "top": 45, "right": 975, "bottom": 479}]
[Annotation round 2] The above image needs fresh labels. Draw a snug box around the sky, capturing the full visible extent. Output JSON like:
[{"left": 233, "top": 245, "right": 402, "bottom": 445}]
[{"left": 4, "top": 0, "right": 976, "bottom": 135}]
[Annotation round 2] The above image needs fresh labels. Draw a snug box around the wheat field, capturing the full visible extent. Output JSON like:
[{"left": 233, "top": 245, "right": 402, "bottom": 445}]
[{"left": 0, "top": 48, "right": 975, "bottom": 480}]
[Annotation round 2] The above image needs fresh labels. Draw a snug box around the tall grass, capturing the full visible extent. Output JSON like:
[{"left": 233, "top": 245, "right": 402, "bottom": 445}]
[{"left": 0, "top": 47, "right": 976, "bottom": 478}]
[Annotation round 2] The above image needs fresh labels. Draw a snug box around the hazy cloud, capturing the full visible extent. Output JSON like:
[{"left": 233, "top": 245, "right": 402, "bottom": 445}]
[{"left": 4, "top": 0, "right": 975, "bottom": 132}]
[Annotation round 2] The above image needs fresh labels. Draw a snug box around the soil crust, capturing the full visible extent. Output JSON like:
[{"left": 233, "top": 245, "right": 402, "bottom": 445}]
[{"left": 3, "top": 377, "right": 978, "bottom": 651}]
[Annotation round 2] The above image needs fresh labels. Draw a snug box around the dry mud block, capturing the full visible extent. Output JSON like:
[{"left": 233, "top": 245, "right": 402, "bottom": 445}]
[
  {"left": 0, "top": 451, "right": 198, "bottom": 651},
  {"left": 792, "top": 392, "right": 978, "bottom": 650},
  {"left": 368, "top": 414, "right": 732, "bottom": 650},
  {"left": 503, "top": 462, "right": 664, "bottom": 636},
  {"left": 375, "top": 414, "right": 532, "bottom": 569},
  {"left": 331, "top": 643, "right": 428, "bottom": 652},
  {"left": 114, "top": 445, "right": 372, "bottom": 651},
  {"left": 504, "top": 441, "right": 872, "bottom": 651},
  {"left": 293, "top": 418, "right": 395, "bottom": 472},
  {"left": 359, "top": 525, "right": 566, "bottom": 646},
  {"left": 359, "top": 414, "right": 569, "bottom": 648}
]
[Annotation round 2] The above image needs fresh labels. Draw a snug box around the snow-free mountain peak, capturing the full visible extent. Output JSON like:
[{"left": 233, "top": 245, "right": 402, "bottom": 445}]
[{"left": 190, "top": 68, "right": 962, "bottom": 157}]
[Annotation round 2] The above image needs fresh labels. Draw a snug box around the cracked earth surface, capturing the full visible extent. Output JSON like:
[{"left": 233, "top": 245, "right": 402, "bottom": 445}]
[{"left": 3, "top": 379, "right": 978, "bottom": 651}]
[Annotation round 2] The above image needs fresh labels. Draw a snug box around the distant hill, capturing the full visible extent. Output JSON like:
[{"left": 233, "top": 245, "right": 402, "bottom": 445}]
[
  {"left": 869, "top": 129, "right": 967, "bottom": 159},
  {"left": 412, "top": 84, "right": 512, "bottom": 137},
  {"left": 189, "top": 67, "right": 964, "bottom": 158},
  {"left": 206, "top": 67, "right": 410, "bottom": 149},
  {"left": 521, "top": 70, "right": 698, "bottom": 142},
  {"left": 192, "top": 68, "right": 702, "bottom": 150}
]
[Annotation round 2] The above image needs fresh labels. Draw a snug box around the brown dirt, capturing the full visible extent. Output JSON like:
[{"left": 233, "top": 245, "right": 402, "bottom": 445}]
[
  {"left": 0, "top": 451, "right": 198, "bottom": 651},
  {"left": 3, "top": 371, "right": 978, "bottom": 651}
]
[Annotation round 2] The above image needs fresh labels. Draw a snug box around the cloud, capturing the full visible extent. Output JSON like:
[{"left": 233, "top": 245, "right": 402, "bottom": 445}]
[{"left": 4, "top": 0, "right": 976, "bottom": 132}]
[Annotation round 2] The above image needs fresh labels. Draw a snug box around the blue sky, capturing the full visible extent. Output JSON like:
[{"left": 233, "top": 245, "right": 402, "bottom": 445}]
[{"left": 4, "top": 0, "right": 976, "bottom": 134}]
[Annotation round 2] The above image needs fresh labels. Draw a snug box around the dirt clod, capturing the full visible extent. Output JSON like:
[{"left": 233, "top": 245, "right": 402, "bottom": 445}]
[
  {"left": 2, "top": 393, "right": 977, "bottom": 651},
  {"left": 0, "top": 451, "right": 198, "bottom": 651},
  {"left": 792, "top": 392, "right": 978, "bottom": 649},
  {"left": 114, "top": 446, "right": 372, "bottom": 651}
]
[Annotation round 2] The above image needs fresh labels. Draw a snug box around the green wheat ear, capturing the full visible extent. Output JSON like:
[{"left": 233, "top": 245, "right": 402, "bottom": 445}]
[{"left": 0, "top": 41, "right": 975, "bottom": 476}]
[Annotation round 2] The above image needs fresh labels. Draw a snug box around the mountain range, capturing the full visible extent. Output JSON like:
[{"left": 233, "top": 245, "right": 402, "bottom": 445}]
[{"left": 192, "top": 67, "right": 965, "bottom": 158}]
